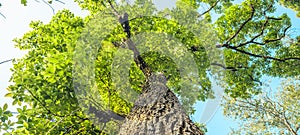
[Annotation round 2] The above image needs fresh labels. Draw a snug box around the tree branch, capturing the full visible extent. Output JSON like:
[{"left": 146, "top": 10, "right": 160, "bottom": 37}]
[
  {"left": 216, "top": 4, "right": 298, "bottom": 63},
  {"left": 264, "top": 25, "right": 290, "bottom": 43},
  {"left": 211, "top": 62, "right": 247, "bottom": 71},
  {"left": 0, "top": 59, "right": 12, "bottom": 65},
  {"left": 235, "top": 15, "right": 270, "bottom": 48},
  {"left": 108, "top": 1, "right": 152, "bottom": 78},
  {"left": 210, "top": 62, "right": 262, "bottom": 85},
  {"left": 226, "top": 43, "right": 300, "bottom": 62},
  {"left": 42, "top": 0, "right": 55, "bottom": 14},
  {"left": 282, "top": 111, "right": 298, "bottom": 135},
  {"left": 54, "top": 0, "right": 65, "bottom": 4},
  {"left": 223, "top": 4, "right": 255, "bottom": 46},
  {"left": 0, "top": 12, "right": 6, "bottom": 19},
  {"left": 198, "top": 0, "right": 220, "bottom": 18}
]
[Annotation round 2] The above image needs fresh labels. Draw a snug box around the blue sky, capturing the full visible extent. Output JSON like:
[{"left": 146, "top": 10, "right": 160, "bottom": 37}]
[{"left": 0, "top": 0, "right": 299, "bottom": 134}]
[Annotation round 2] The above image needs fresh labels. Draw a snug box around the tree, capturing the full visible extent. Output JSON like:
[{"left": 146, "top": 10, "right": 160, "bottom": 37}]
[
  {"left": 223, "top": 77, "right": 300, "bottom": 135},
  {"left": 279, "top": 0, "right": 300, "bottom": 17},
  {"left": 1, "top": 0, "right": 299, "bottom": 134}
]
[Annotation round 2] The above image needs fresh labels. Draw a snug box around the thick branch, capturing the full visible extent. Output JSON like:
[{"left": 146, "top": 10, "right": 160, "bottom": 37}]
[{"left": 108, "top": 1, "right": 152, "bottom": 78}]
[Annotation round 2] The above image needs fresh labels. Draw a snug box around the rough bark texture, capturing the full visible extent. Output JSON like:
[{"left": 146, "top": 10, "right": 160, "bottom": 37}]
[{"left": 119, "top": 73, "right": 204, "bottom": 135}]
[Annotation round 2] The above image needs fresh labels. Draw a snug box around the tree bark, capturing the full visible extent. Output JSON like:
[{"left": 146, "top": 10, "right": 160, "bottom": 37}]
[{"left": 119, "top": 73, "right": 204, "bottom": 135}]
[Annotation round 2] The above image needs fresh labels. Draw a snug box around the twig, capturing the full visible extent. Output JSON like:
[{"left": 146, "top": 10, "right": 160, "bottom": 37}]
[
  {"left": 0, "top": 12, "right": 6, "bottom": 19},
  {"left": 198, "top": 0, "right": 220, "bottom": 18},
  {"left": 55, "top": 0, "right": 65, "bottom": 4},
  {"left": 0, "top": 59, "right": 12, "bottom": 65},
  {"left": 42, "top": 0, "right": 55, "bottom": 14},
  {"left": 235, "top": 15, "right": 269, "bottom": 48}
]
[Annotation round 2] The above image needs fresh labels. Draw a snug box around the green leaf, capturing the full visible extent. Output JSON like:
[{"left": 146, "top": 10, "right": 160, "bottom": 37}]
[
  {"left": 1, "top": 117, "right": 6, "bottom": 122},
  {"left": 23, "top": 121, "right": 28, "bottom": 128},
  {"left": 3, "top": 103, "right": 8, "bottom": 111},
  {"left": 17, "top": 108, "right": 22, "bottom": 113},
  {"left": 12, "top": 100, "right": 17, "bottom": 105},
  {"left": 21, "top": 0, "right": 27, "bottom": 6},
  {"left": 45, "top": 99, "right": 52, "bottom": 104},
  {"left": 4, "top": 93, "right": 13, "bottom": 97}
]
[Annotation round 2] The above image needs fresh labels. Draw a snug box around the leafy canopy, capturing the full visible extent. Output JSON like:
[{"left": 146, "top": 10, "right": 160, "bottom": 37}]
[{"left": 1, "top": 0, "right": 299, "bottom": 134}]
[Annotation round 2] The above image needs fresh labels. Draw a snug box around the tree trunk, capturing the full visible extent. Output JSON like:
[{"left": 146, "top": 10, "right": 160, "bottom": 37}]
[{"left": 119, "top": 73, "right": 204, "bottom": 135}]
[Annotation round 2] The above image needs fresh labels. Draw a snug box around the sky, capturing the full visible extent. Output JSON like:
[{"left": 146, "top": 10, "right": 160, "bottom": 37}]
[{"left": 0, "top": 0, "right": 299, "bottom": 135}]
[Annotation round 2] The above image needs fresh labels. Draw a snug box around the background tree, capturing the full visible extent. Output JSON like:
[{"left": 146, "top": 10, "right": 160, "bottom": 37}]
[{"left": 223, "top": 77, "right": 300, "bottom": 135}]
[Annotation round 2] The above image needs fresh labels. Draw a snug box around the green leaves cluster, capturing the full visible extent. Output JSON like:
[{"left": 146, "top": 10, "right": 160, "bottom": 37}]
[
  {"left": 0, "top": 104, "right": 14, "bottom": 134},
  {"left": 2, "top": 0, "right": 300, "bottom": 134},
  {"left": 214, "top": 0, "right": 297, "bottom": 98},
  {"left": 5, "top": 10, "right": 103, "bottom": 134},
  {"left": 279, "top": 0, "right": 300, "bottom": 17}
]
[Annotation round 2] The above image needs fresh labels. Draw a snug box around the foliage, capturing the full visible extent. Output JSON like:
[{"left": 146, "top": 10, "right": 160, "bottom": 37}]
[
  {"left": 6, "top": 10, "right": 102, "bottom": 134},
  {"left": 223, "top": 77, "right": 300, "bottom": 135},
  {"left": 1, "top": 0, "right": 300, "bottom": 134},
  {"left": 279, "top": 0, "right": 300, "bottom": 17},
  {"left": 0, "top": 104, "right": 14, "bottom": 134}
]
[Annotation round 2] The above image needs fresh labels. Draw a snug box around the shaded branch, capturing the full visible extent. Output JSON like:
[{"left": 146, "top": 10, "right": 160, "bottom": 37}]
[
  {"left": 108, "top": 1, "right": 152, "bottom": 78},
  {"left": 211, "top": 62, "right": 262, "bottom": 85},
  {"left": 264, "top": 25, "right": 290, "bottom": 43},
  {"left": 211, "top": 62, "right": 247, "bottom": 71},
  {"left": 108, "top": 0, "right": 121, "bottom": 18},
  {"left": 248, "top": 74, "right": 262, "bottom": 86}
]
